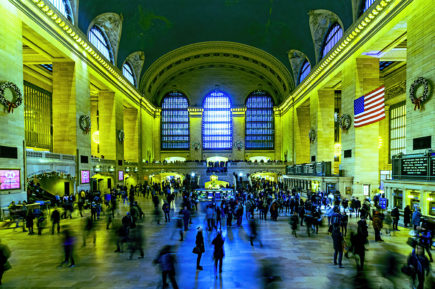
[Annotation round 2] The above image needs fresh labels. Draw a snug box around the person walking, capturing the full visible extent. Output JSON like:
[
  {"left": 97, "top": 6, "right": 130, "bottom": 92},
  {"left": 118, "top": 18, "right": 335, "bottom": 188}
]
[
  {"left": 340, "top": 211, "right": 348, "bottom": 236},
  {"left": 383, "top": 211, "right": 392, "bottom": 236},
  {"left": 406, "top": 245, "right": 431, "bottom": 289},
  {"left": 162, "top": 202, "right": 170, "bottom": 223},
  {"left": 51, "top": 208, "right": 61, "bottom": 234},
  {"left": 331, "top": 224, "right": 344, "bottom": 268},
  {"left": 194, "top": 226, "right": 205, "bottom": 270},
  {"left": 412, "top": 208, "right": 422, "bottom": 230},
  {"left": 404, "top": 205, "right": 411, "bottom": 228},
  {"left": 212, "top": 231, "right": 225, "bottom": 275},
  {"left": 154, "top": 245, "right": 179, "bottom": 289},
  {"left": 59, "top": 226, "right": 75, "bottom": 268},
  {"left": 372, "top": 210, "right": 384, "bottom": 242},
  {"left": 391, "top": 206, "right": 400, "bottom": 231},
  {"left": 289, "top": 211, "right": 299, "bottom": 237},
  {"left": 26, "top": 210, "right": 34, "bottom": 235}
]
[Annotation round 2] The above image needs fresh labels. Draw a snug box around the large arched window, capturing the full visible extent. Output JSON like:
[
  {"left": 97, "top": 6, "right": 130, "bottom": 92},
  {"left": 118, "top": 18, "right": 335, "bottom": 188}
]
[
  {"left": 161, "top": 92, "right": 189, "bottom": 150},
  {"left": 48, "top": 0, "right": 73, "bottom": 23},
  {"left": 298, "top": 60, "right": 311, "bottom": 84},
  {"left": 202, "top": 91, "right": 232, "bottom": 150},
  {"left": 245, "top": 91, "right": 274, "bottom": 150},
  {"left": 122, "top": 62, "right": 135, "bottom": 85},
  {"left": 363, "top": 0, "right": 376, "bottom": 13},
  {"left": 321, "top": 23, "right": 343, "bottom": 59},
  {"left": 89, "top": 25, "right": 113, "bottom": 63}
]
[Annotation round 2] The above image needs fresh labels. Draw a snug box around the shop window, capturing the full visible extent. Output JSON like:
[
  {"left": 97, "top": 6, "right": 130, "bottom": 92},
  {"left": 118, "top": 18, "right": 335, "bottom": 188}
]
[
  {"left": 393, "top": 190, "right": 403, "bottom": 208},
  {"left": 321, "top": 23, "right": 343, "bottom": 59},
  {"left": 202, "top": 91, "right": 232, "bottom": 150},
  {"left": 389, "top": 101, "right": 406, "bottom": 160},
  {"left": 161, "top": 92, "right": 190, "bottom": 150},
  {"left": 245, "top": 91, "right": 274, "bottom": 149}
]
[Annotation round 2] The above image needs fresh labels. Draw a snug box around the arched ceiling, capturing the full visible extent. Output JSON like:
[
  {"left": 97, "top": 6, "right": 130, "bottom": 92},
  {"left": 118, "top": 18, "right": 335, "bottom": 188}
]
[{"left": 78, "top": 0, "right": 353, "bottom": 82}]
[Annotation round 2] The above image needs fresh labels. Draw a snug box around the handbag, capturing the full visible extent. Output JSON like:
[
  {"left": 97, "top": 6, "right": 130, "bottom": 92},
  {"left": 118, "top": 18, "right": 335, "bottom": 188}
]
[{"left": 192, "top": 246, "right": 201, "bottom": 254}]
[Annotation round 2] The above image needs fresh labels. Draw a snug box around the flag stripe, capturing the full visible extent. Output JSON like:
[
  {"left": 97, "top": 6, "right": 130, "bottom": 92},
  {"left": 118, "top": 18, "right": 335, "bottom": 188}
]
[
  {"left": 354, "top": 85, "right": 385, "bottom": 128},
  {"left": 355, "top": 114, "right": 385, "bottom": 127}
]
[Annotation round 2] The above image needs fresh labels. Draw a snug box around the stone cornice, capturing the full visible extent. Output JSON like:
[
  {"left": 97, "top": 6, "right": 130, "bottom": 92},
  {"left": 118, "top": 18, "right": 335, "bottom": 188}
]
[
  {"left": 279, "top": 0, "right": 412, "bottom": 115},
  {"left": 13, "top": 0, "right": 157, "bottom": 116}
]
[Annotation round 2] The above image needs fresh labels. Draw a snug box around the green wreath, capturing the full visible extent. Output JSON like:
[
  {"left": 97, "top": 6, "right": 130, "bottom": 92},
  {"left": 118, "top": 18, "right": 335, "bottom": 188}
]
[
  {"left": 118, "top": 129, "right": 125, "bottom": 143},
  {"left": 0, "top": 81, "right": 23, "bottom": 113},
  {"left": 79, "top": 115, "right": 91, "bottom": 134},
  {"left": 409, "top": 77, "right": 431, "bottom": 110}
]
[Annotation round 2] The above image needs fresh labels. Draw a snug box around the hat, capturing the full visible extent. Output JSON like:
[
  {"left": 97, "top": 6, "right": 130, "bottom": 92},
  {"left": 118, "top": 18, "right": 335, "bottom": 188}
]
[{"left": 197, "top": 226, "right": 202, "bottom": 232}]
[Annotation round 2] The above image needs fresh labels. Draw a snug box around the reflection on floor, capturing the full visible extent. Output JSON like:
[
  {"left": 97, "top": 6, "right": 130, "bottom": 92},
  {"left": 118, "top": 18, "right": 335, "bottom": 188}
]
[{"left": 0, "top": 196, "right": 432, "bottom": 289}]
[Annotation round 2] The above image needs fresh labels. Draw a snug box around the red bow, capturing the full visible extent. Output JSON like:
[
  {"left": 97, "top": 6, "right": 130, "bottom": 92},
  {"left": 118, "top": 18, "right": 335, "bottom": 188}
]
[
  {"left": 413, "top": 97, "right": 422, "bottom": 110},
  {"left": 7, "top": 102, "right": 16, "bottom": 113}
]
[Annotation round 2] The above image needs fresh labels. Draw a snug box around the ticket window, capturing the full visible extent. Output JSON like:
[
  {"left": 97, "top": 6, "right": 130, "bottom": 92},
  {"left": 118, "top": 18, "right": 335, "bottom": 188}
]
[{"left": 393, "top": 190, "right": 403, "bottom": 209}]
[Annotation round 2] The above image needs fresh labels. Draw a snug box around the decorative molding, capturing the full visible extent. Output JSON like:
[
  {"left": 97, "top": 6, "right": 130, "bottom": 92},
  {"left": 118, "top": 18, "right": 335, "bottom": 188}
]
[
  {"left": 279, "top": 0, "right": 406, "bottom": 114},
  {"left": 124, "top": 51, "right": 145, "bottom": 88},
  {"left": 308, "top": 9, "right": 344, "bottom": 64},
  {"left": 385, "top": 80, "right": 406, "bottom": 101},
  {"left": 140, "top": 41, "right": 294, "bottom": 104},
  {"left": 288, "top": 50, "right": 310, "bottom": 86}
]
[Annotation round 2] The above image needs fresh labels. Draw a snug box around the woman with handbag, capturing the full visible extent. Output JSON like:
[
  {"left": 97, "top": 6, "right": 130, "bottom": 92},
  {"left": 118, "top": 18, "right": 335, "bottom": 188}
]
[{"left": 194, "top": 226, "right": 205, "bottom": 270}]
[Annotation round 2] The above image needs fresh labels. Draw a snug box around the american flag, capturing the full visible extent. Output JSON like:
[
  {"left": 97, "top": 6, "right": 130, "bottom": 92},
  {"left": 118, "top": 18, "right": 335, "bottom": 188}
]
[{"left": 354, "top": 86, "right": 385, "bottom": 128}]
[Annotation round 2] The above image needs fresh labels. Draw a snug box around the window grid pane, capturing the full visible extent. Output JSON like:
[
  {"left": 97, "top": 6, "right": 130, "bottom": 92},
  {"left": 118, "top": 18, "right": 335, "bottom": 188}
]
[
  {"left": 363, "top": 0, "right": 376, "bottom": 12},
  {"left": 89, "top": 26, "right": 112, "bottom": 63},
  {"left": 321, "top": 23, "right": 343, "bottom": 59},
  {"left": 48, "top": 0, "right": 73, "bottom": 22},
  {"left": 161, "top": 92, "right": 190, "bottom": 150},
  {"left": 298, "top": 60, "right": 311, "bottom": 84},
  {"left": 24, "top": 81, "right": 52, "bottom": 150},
  {"left": 202, "top": 91, "right": 232, "bottom": 150},
  {"left": 245, "top": 91, "right": 274, "bottom": 149},
  {"left": 122, "top": 63, "right": 135, "bottom": 85},
  {"left": 389, "top": 102, "right": 406, "bottom": 160}
]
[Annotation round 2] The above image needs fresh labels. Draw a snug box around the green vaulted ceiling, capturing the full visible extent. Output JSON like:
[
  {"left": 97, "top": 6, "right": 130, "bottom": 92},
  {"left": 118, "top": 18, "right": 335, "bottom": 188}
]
[{"left": 78, "top": 0, "right": 353, "bottom": 83}]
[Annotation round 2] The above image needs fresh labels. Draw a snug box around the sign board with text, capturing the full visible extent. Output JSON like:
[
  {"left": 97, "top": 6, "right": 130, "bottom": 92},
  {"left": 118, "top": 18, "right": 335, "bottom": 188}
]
[{"left": 0, "top": 169, "right": 21, "bottom": 190}]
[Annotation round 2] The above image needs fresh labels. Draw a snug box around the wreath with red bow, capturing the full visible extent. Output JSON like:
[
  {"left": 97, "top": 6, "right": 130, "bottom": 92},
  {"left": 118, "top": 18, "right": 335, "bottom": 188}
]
[
  {"left": 0, "top": 82, "right": 23, "bottom": 113},
  {"left": 409, "top": 77, "right": 431, "bottom": 110}
]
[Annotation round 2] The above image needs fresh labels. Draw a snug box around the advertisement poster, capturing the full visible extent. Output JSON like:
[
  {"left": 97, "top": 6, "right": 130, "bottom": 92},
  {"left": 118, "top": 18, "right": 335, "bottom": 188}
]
[
  {"left": 81, "top": 170, "right": 90, "bottom": 184},
  {"left": 118, "top": 170, "right": 124, "bottom": 181},
  {"left": 0, "top": 169, "right": 21, "bottom": 190}
]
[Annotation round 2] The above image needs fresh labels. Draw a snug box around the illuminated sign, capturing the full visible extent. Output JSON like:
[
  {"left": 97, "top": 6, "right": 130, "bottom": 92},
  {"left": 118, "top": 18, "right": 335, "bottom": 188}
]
[
  {"left": 0, "top": 169, "right": 21, "bottom": 190},
  {"left": 81, "top": 170, "right": 90, "bottom": 184},
  {"left": 118, "top": 171, "right": 124, "bottom": 181}
]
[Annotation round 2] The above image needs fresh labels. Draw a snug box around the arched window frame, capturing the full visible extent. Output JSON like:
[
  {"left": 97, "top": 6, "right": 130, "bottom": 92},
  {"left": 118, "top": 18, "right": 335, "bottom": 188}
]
[
  {"left": 202, "top": 91, "right": 233, "bottom": 150},
  {"left": 161, "top": 92, "right": 190, "bottom": 150},
  {"left": 321, "top": 23, "right": 343, "bottom": 59},
  {"left": 362, "top": 0, "right": 376, "bottom": 14},
  {"left": 298, "top": 59, "right": 311, "bottom": 84},
  {"left": 245, "top": 91, "right": 274, "bottom": 150},
  {"left": 48, "top": 0, "right": 74, "bottom": 23},
  {"left": 122, "top": 62, "right": 136, "bottom": 86},
  {"left": 89, "top": 25, "right": 114, "bottom": 64}
]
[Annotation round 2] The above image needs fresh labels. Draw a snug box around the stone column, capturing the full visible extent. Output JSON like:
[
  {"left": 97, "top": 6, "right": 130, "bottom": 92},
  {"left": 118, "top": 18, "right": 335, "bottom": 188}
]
[
  {"left": 141, "top": 108, "right": 155, "bottom": 163},
  {"left": 0, "top": 1, "right": 26, "bottom": 203},
  {"left": 90, "top": 100, "right": 98, "bottom": 157},
  {"left": 98, "top": 91, "right": 117, "bottom": 160},
  {"left": 124, "top": 108, "right": 139, "bottom": 162},
  {"left": 153, "top": 110, "right": 161, "bottom": 161},
  {"left": 341, "top": 57, "right": 381, "bottom": 198},
  {"left": 295, "top": 106, "right": 310, "bottom": 164},
  {"left": 274, "top": 109, "right": 282, "bottom": 161},
  {"left": 405, "top": 0, "right": 435, "bottom": 153},
  {"left": 310, "top": 89, "right": 335, "bottom": 163},
  {"left": 189, "top": 109, "right": 202, "bottom": 161},
  {"left": 52, "top": 62, "right": 77, "bottom": 155},
  {"left": 232, "top": 109, "right": 245, "bottom": 161}
]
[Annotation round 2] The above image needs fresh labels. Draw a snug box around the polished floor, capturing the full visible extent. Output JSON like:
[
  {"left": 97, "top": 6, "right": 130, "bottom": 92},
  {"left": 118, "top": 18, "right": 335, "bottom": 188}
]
[{"left": 0, "top": 196, "right": 433, "bottom": 289}]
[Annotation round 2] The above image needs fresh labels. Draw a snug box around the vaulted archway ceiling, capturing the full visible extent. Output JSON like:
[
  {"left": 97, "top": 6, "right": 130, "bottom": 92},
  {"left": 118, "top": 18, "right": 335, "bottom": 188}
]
[{"left": 78, "top": 0, "right": 353, "bottom": 104}]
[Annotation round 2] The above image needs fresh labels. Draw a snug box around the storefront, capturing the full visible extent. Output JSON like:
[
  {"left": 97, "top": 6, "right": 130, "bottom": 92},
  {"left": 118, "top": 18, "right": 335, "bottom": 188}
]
[
  {"left": 384, "top": 180, "right": 435, "bottom": 219},
  {"left": 282, "top": 175, "right": 353, "bottom": 196}
]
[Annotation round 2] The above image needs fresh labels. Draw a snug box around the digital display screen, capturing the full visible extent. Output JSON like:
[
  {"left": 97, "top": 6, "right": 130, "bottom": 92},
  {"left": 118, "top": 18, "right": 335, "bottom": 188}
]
[
  {"left": 0, "top": 169, "right": 21, "bottom": 190},
  {"left": 118, "top": 171, "right": 124, "bottom": 181},
  {"left": 81, "top": 170, "right": 90, "bottom": 184}
]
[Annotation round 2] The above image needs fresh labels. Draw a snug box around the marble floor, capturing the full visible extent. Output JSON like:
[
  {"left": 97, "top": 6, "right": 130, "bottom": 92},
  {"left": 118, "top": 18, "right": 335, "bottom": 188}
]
[{"left": 0, "top": 196, "right": 433, "bottom": 289}]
